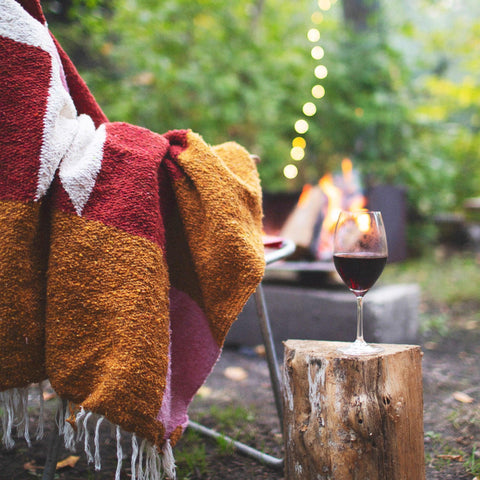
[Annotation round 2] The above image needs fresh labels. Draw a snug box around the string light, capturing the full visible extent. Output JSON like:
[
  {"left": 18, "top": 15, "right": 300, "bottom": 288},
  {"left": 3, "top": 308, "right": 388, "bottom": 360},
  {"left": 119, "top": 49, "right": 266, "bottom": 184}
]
[
  {"left": 290, "top": 146, "right": 305, "bottom": 161},
  {"left": 314, "top": 65, "right": 328, "bottom": 79},
  {"left": 294, "top": 119, "right": 309, "bottom": 134},
  {"left": 292, "top": 137, "right": 307, "bottom": 149},
  {"left": 311, "top": 46, "right": 325, "bottom": 60},
  {"left": 312, "top": 84, "right": 325, "bottom": 99},
  {"left": 307, "top": 28, "right": 320, "bottom": 42},
  {"left": 311, "top": 11, "right": 323, "bottom": 24},
  {"left": 318, "top": 0, "right": 331, "bottom": 11},
  {"left": 284, "top": 164, "right": 299, "bottom": 179},
  {"left": 284, "top": 3, "right": 334, "bottom": 180},
  {"left": 302, "top": 102, "right": 317, "bottom": 116}
]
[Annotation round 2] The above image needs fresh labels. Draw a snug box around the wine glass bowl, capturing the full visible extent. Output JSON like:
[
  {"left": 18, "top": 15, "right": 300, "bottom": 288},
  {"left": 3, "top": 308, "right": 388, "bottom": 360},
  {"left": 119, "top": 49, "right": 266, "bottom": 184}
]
[{"left": 333, "top": 211, "right": 388, "bottom": 355}]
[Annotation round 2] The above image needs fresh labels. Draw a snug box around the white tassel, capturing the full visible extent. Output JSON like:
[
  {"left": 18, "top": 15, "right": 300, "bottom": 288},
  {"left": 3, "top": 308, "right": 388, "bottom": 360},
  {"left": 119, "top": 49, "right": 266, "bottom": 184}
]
[
  {"left": 0, "top": 390, "right": 15, "bottom": 449},
  {"left": 115, "top": 425, "right": 122, "bottom": 480},
  {"left": 21, "top": 390, "right": 31, "bottom": 447},
  {"left": 35, "top": 384, "right": 45, "bottom": 440},
  {"left": 1, "top": 389, "right": 178, "bottom": 480},
  {"left": 131, "top": 433, "right": 139, "bottom": 480},
  {"left": 63, "top": 404, "right": 76, "bottom": 452},
  {"left": 75, "top": 407, "right": 86, "bottom": 442},
  {"left": 94, "top": 416, "right": 104, "bottom": 471},
  {"left": 162, "top": 439, "right": 176, "bottom": 480},
  {"left": 55, "top": 397, "right": 66, "bottom": 436},
  {"left": 0, "top": 388, "right": 31, "bottom": 448},
  {"left": 137, "top": 438, "right": 147, "bottom": 480},
  {"left": 143, "top": 444, "right": 152, "bottom": 480},
  {"left": 146, "top": 444, "right": 156, "bottom": 479},
  {"left": 83, "top": 411, "right": 94, "bottom": 463}
]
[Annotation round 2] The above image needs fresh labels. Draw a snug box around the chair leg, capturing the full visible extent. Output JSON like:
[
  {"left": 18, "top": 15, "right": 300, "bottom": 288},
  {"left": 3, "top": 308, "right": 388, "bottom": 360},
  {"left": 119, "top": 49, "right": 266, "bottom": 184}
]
[
  {"left": 253, "top": 284, "right": 283, "bottom": 431},
  {"left": 42, "top": 429, "right": 62, "bottom": 480},
  {"left": 187, "top": 283, "right": 285, "bottom": 470},
  {"left": 42, "top": 399, "right": 66, "bottom": 480}
]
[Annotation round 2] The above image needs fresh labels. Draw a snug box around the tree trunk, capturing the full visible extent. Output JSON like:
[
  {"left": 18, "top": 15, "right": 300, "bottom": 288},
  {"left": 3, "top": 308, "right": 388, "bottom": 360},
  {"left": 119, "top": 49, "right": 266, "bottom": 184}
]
[
  {"left": 283, "top": 340, "right": 425, "bottom": 480},
  {"left": 342, "top": 0, "right": 380, "bottom": 32}
]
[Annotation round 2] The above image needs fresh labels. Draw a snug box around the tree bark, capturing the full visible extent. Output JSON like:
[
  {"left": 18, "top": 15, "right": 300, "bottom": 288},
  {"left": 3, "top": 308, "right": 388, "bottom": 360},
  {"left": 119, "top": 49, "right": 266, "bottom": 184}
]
[
  {"left": 283, "top": 340, "right": 425, "bottom": 480},
  {"left": 342, "top": 0, "right": 380, "bottom": 32}
]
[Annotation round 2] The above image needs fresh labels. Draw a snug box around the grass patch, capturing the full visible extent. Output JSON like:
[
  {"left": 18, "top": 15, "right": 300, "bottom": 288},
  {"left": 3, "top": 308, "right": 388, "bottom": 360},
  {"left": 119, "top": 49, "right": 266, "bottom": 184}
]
[
  {"left": 175, "top": 429, "right": 209, "bottom": 479},
  {"left": 174, "top": 404, "right": 257, "bottom": 478},
  {"left": 381, "top": 252, "right": 480, "bottom": 305},
  {"left": 465, "top": 444, "right": 480, "bottom": 477},
  {"left": 380, "top": 251, "right": 480, "bottom": 334},
  {"left": 424, "top": 431, "right": 465, "bottom": 471}
]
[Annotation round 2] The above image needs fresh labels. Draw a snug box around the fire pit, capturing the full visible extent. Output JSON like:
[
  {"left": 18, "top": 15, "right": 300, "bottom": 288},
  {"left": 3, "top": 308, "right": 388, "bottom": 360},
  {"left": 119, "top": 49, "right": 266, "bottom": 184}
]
[
  {"left": 226, "top": 171, "right": 416, "bottom": 353},
  {"left": 226, "top": 280, "right": 420, "bottom": 353}
]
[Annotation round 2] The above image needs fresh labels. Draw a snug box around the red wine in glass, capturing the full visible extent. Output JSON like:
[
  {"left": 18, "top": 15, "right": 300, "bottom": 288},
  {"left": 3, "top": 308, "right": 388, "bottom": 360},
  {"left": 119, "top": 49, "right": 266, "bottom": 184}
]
[
  {"left": 333, "top": 253, "right": 387, "bottom": 297},
  {"left": 333, "top": 211, "right": 388, "bottom": 355}
]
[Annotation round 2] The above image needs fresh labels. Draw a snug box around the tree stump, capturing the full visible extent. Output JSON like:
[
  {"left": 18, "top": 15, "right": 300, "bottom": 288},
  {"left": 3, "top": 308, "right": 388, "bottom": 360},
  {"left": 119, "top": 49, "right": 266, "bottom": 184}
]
[{"left": 283, "top": 340, "right": 425, "bottom": 480}]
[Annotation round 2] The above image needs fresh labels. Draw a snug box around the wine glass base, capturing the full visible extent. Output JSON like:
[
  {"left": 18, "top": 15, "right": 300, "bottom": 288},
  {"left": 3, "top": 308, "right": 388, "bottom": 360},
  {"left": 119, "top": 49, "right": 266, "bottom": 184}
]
[{"left": 337, "top": 341, "right": 384, "bottom": 356}]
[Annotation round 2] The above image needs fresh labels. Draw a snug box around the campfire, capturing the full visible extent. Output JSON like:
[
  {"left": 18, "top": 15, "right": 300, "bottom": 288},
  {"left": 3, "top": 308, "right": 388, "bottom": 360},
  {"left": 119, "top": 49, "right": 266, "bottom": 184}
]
[{"left": 280, "top": 158, "right": 366, "bottom": 261}]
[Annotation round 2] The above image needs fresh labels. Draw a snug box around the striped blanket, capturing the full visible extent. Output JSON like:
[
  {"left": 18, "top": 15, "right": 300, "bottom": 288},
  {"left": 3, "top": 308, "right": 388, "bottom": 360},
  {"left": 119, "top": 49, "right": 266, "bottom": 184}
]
[{"left": 0, "top": 1, "right": 265, "bottom": 478}]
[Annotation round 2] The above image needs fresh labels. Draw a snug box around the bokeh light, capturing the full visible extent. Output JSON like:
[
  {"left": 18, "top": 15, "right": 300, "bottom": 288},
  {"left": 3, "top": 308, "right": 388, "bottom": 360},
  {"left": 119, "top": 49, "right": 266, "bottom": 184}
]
[
  {"left": 302, "top": 102, "right": 317, "bottom": 116},
  {"left": 283, "top": 164, "right": 299, "bottom": 179},
  {"left": 292, "top": 137, "right": 307, "bottom": 148},
  {"left": 355, "top": 107, "right": 364, "bottom": 117},
  {"left": 311, "top": 46, "right": 325, "bottom": 60},
  {"left": 312, "top": 84, "right": 326, "bottom": 98},
  {"left": 318, "top": 0, "right": 331, "bottom": 11},
  {"left": 307, "top": 28, "right": 320, "bottom": 42},
  {"left": 290, "top": 146, "right": 305, "bottom": 161},
  {"left": 311, "top": 11, "right": 324, "bottom": 24},
  {"left": 314, "top": 65, "right": 328, "bottom": 79},
  {"left": 294, "top": 119, "right": 309, "bottom": 134}
]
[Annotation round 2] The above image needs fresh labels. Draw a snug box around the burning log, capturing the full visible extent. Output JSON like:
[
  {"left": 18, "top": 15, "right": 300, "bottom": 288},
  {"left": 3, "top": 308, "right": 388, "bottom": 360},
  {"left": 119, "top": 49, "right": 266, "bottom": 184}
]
[
  {"left": 280, "top": 184, "right": 327, "bottom": 259},
  {"left": 280, "top": 159, "right": 366, "bottom": 261}
]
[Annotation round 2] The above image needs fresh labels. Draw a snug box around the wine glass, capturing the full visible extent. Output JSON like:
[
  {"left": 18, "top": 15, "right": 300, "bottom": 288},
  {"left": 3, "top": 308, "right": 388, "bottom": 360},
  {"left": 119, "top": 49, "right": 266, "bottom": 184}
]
[{"left": 333, "top": 210, "right": 388, "bottom": 355}]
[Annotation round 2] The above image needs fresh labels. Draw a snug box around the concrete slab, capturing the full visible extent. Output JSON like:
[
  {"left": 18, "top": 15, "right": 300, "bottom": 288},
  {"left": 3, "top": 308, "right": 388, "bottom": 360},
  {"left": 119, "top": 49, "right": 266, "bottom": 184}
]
[{"left": 225, "top": 283, "right": 421, "bottom": 352}]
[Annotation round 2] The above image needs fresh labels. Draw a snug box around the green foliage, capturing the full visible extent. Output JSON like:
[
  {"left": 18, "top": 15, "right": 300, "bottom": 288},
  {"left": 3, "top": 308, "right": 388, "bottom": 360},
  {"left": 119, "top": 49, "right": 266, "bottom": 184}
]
[
  {"left": 48, "top": 0, "right": 313, "bottom": 190},
  {"left": 44, "top": 1, "right": 480, "bottom": 249},
  {"left": 305, "top": 26, "right": 413, "bottom": 185}
]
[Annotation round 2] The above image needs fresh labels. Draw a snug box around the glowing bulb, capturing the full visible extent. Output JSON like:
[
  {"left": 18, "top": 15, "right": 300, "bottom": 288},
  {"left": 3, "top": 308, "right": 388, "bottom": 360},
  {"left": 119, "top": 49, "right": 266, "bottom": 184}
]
[
  {"left": 312, "top": 84, "right": 325, "bottom": 98},
  {"left": 294, "top": 119, "right": 309, "bottom": 134},
  {"left": 284, "top": 164, "right": 298, "bottom": 179},
  {"left": 311, "top": 11, "right": 324, "bottom": 24},
  {"left": 311, "top": 46, "right": 325, "bottom": 60},
  {"left": 292, "top": 137, "right": 306, "bottom": 149},
  {"left": 307, "top": 28, "right": 320, "bottom": 42},
  {"left": 302, "top": 102, "right": 317, "bottom": 116},
  {"left": 315, "top": 65, "right": 328, "bottom": 79},
  {"left": 290, "top": 146, "right": 305, "bottom": 161},
  {"left": 318, "top": 0, "right": 331, "bottom": 10}
]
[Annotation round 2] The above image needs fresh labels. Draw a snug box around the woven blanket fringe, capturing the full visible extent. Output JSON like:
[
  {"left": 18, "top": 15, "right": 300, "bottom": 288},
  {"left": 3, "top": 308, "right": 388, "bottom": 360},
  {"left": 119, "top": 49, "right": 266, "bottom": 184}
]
[
  {"left": 0, "top": 383, "right": 45, "bottom": 449},
  {"left": 0, "top": 385, "right": 176, "bottom": 479}
]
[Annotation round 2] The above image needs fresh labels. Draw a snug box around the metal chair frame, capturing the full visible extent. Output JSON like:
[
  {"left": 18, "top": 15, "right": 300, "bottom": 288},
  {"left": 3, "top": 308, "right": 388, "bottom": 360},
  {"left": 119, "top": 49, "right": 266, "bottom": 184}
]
[{"left": 188, "top": 239, "right": 295, "bottom": 470}]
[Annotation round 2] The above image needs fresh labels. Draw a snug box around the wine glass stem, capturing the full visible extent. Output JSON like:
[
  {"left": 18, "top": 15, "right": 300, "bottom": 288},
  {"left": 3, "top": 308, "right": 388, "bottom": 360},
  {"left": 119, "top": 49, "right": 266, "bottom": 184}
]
[{"left": 356, "top": 295, "right": 365, "bottom": 344}]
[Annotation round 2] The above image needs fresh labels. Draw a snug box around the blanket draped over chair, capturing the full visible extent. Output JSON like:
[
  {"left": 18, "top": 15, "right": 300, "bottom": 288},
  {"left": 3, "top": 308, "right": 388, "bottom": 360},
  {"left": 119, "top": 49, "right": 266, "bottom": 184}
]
[{"left": 0, "top": 1, "right": 265, "bottom": 477}]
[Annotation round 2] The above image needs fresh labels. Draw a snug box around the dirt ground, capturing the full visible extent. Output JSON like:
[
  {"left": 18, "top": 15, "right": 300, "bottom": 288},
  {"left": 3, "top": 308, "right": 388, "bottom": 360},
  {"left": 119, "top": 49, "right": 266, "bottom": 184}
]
[
  {"left": 0, "top": 322, "right": 480, "bottom": 480},
  {"left": 0, "top": 326, "right": 479, "bottom": 479}
]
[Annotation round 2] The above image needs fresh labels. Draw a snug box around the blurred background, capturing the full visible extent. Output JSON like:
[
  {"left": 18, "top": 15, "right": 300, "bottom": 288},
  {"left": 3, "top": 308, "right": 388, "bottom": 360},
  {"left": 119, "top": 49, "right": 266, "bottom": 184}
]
[{"left": 43, "top": 0, "right": 480, "bottom": 256}]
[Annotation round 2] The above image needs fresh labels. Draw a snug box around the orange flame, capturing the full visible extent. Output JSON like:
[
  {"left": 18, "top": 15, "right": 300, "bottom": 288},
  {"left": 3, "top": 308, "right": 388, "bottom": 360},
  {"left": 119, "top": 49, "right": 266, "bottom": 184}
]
[
  {"left": 297, "top": 184, "right": 313, "bottom": 207},
  {"left": 316, "top": 158, "right": 366, "bottom": 259}
]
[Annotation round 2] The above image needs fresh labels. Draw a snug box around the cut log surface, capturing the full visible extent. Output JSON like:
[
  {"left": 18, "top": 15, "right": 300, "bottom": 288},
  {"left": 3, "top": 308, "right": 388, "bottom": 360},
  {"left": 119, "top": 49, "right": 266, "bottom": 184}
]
[{"left": 283, "top": 340, "right": 425, "bottom": 480}]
